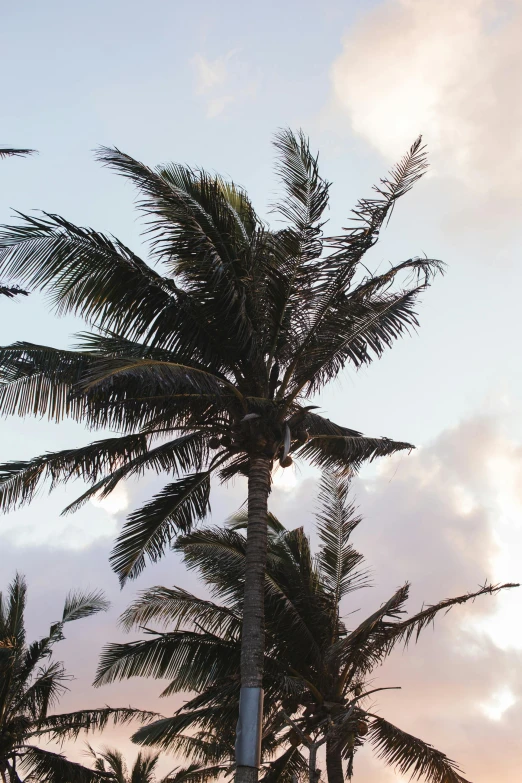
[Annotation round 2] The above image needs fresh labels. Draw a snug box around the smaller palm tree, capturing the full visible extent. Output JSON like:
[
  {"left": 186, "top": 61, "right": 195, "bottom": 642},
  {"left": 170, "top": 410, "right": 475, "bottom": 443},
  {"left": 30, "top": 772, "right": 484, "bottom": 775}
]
[
  {"left": 86, "top": 744, "right": 176, "bottom": 783},
  {"left": 95, "top": 475, "right": 518, "bottom": 783},
  {"left": 0, "top": 574, "right": 158, "bottom": 783}
]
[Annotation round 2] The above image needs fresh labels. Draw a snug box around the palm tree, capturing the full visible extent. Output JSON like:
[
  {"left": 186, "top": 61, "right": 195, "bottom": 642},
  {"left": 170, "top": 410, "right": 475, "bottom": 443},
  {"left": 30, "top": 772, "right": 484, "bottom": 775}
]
[
  {"left": 0, "top": 146, "right": 33, "bottom": 300},
  {"left": 0, "top": 574, "right": 158, "bottom": 782},
  {"left": 86, "top": 744, "right": 174, "bottom": 783},
  {"left": 95, "top": 475, "right": 517, "bottom": 783},
  {"left": 0, "top": 131, "right": 443, "bottom": 781}
]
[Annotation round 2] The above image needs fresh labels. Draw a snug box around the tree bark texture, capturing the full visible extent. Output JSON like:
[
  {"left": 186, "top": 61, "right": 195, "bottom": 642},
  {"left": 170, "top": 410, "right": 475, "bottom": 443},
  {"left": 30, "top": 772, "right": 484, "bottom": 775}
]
[
  {"left": 326, "top": 739, "right": 345, "bottom": 783},
  {"left": 235, "top": 455, "right": 272, "bottom": 783}
]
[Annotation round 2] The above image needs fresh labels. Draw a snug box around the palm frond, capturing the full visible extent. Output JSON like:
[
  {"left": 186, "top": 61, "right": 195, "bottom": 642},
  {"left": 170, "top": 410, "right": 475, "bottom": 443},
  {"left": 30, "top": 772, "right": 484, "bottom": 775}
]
[
  {"left": 0, "top": 433, "right": 148, "bottom": 512},
  {"left": 0, "top": 147, "right": 35, "bottom": 158},
  {"left": 261, "top": 745, "right": 307, "bottom": 783},
  {"left": 94, "top": 631, "right": 239, "bottom": 693},
  {"left": 95, "top": 148, "right": 260, "bottom": 355},
  {"left": 0, "top": 342, "right": 92, "bottom": 421},
  {"left": 162, "top": 763, "right": 231, "bottom": 783},
  {"left": 1, "top": 573, "right": 27, "bottom": 643},
  {"left": 375, "top": 581, "right": 519, "bottom": 658},
  {"left": 291, "top": 277, "right": 439, "bottom": 394},
  {"left": 21, "top": 745, "right": 113, "bottom": 782},
  {"left": 327, "top": 584, "right": 410, "bottom": 667},
  {"left": 36, "top": 706, "right": 159, "bottom": 740},
  {"left": 60, "top": 589, "right": 109, "bottom": 624},
  {"left": 272, "top": 128, "right": 330, "bottom": 252},
  {"left": 62, "top": 432, "right": 209, "bottom": 516},
  {"left": 315, "top": 473, "right": 367, "bottom": 603},
  {"left": 110, "top": 472, "right": 212, "bottom": 584},
  {"left": 85, "top": 746, "right": 127, "bottom": 783},
  {"left": 119, "top": 586, "right": 240, "bottom": 638},
  {"left": 131, "top": 751, "right": 161, "bottom": 783},
  {"left": 18, "top": 660, "right": 69, "bottom": 719},
  {"left": 0, "top": 212, "right": 183, "bottom": 345},
  {"left": 326, "top": 136, "right": 429, "bottom": 257},
  {"left": 279, "top": 138, "right": 440, "bottom": 395},
  {"left": 367, "top": 716, "right": 470, "bottom": 783},
  {"left": 131, "top": 709, "right": 236, "bottom": 752},
  {"left": 80, "top": 357, "right": 234, "bottom": 399},
  {"left": 0, "top": 284, "right": 29, "bottom": 298},
  {"left": 297, "top": 433, "right": 413, "bottom": 474}
]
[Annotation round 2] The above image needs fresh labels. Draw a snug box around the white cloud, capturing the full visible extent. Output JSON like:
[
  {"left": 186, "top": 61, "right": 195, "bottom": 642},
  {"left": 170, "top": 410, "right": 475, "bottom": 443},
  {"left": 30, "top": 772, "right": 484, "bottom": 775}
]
[
  {"left": 90, "top": 482, "right": 129, "bottom": 516},
  {"left": 190, "top": 49, "right": 257, "bottom": 118},
  {"left": 481, "top": 686, "right": 517, "bottom": 721},
  {"left": 192, "top": 52, "right": 234, "bottom": 94},
  {"left": 330, "top": 0, "right": 522, "bottom": 197}
]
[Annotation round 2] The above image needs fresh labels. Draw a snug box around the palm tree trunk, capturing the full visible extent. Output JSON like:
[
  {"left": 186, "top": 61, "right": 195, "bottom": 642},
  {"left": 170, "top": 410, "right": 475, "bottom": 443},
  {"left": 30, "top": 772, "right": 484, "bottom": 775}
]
[
  {"left": 325, "top": 739, "right": 344, "bottom": 783},
  {"left": 235, "top": 455, "right": 272, "bottom": 783}
]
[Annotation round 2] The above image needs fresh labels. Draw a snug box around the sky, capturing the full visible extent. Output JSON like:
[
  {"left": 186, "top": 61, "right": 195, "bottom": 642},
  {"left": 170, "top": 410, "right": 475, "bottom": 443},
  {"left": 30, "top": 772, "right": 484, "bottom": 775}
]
[{"left": 1, "top": 0, "right": 522, "bottom": 779}]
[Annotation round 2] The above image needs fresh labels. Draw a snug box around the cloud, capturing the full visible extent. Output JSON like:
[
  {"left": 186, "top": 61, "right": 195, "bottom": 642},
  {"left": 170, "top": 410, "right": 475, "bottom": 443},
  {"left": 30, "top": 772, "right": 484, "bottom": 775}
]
[
  {"left": 191, "top": 49, "right": 258, "bottom": 118},
  {"left": 344, "top": 411, "right": 522, "bottom": 781},
  {"left": 330, "top": 0, "right": 522, "bottom": 200}
]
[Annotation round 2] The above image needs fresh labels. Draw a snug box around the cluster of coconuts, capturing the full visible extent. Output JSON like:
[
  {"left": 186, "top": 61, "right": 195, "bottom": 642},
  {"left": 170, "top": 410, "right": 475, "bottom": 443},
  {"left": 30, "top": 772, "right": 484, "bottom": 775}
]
[{"left": 207, "top": 417, "right": 309, "bottom": 467}]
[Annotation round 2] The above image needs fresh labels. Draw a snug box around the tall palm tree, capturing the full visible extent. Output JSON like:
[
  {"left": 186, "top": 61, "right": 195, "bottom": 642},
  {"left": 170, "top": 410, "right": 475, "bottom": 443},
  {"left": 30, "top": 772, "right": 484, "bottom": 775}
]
[
  {"left": 0, "top": 131, "right": 442, "bottom": 781},
  {"left": 95, "top": 475, "right": 517, "bottom": 783},
  {"left": 86, "top": 744, "right": 173, "bottom": 783},
  {"left": 0, "top": 146, "right": 33, "bottom": 300},
  {"left": 0, "top": 574, "right": 157, "bottom": 783}
]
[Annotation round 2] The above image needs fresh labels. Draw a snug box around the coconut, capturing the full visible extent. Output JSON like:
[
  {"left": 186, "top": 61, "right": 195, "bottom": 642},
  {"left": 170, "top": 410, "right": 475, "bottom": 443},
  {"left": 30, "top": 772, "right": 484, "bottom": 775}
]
[
  {"left": 356, "top": 719, "right": 369, "bottom": 736},
  {"left": 220, "top": 435, "right": 232, "bottom": 447},
  {"left": 208, "top": 436, "right": 221, "bottom": 449},
  {"left": 280, "top": 455, "right": 293, "bottom": 468}
]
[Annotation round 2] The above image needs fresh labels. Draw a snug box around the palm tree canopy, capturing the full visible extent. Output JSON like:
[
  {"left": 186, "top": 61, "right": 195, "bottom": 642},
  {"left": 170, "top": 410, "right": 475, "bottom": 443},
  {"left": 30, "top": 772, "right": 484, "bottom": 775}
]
[
  {"left": 95, "top": 475, "right": 518, "bottom": 783},
  {"left": 0, "top": 574, "right": 159, "bottom": 783},
  {"left": 0, "top": 131, "right": 442, "bottom": 583}
]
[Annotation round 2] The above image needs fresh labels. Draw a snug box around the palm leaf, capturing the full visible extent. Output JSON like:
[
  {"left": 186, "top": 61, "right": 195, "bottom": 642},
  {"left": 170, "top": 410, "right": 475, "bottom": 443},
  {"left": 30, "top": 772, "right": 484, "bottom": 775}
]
[
  {"left": 279, "top": 138, "right": 439, "bottom": 395},
  {"left": 62, "top": 432, "right": 209, "bottom": 516},
  {"left": 327, "top": 584, "right": 410, "bottom": 667},
  {"left": 297, "top": 433, "right": 413, "bottom": 474},
  {"left": 0, "top": 284, "right": 29, "bottom": 298},
  {"left": 367, "top": 716, "right": 471, "bottom": 783},
  {"left": 131, "top": 751, "right": 161, "bottom": 783},
  {"left": 21, "top": 745, "right": 113, "bottom": 782},
  {"left": 17, "top": 660, "right": 69, "bottom": 719},
  {"left": 110, "top": 472, "right": 212, "bottom": 584},
  {"left": 94, "top": 631, "right": 239, "bottom": 693},
  {"left": 0, "top": 213, "right": 181, "bottom": 342},
  {"left": 0, "top": 147, "right": 35, "bottom": 158},
  {"left": 315, "top": 473, "right": 367, "bottom": 603},
  {"left": 162, "top": 763, "right": 231, "bottom": 783},
  {"left": 0, "top": 342, "right": 92, "bottom": 421},
  {"left": 119, "top": 585, "right": 240, "bottom": 638},
  {"left": 36, "top": 706, "right": 159, "bottom": 740},
  {"left": 95, "top": 148, "right": 259, "bottom": 354},
  {"left": 0, "top": 433, "right": 148, "bottom": 512},
  {"left": 371, "top": 581, "right": 519, "bottom": 662}
]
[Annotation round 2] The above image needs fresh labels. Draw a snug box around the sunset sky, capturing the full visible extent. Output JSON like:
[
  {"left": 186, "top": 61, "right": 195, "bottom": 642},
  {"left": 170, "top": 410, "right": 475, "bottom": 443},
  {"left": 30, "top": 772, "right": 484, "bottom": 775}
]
[{"left": 1, "top": 0, "right": 522, "bottom": 780}]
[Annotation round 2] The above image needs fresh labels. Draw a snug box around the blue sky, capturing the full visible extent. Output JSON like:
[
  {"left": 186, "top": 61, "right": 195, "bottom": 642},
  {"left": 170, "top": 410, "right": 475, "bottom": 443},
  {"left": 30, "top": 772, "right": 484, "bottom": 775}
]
[{"left": 2, "top": 1, "right": 522, "bottom": 780}]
